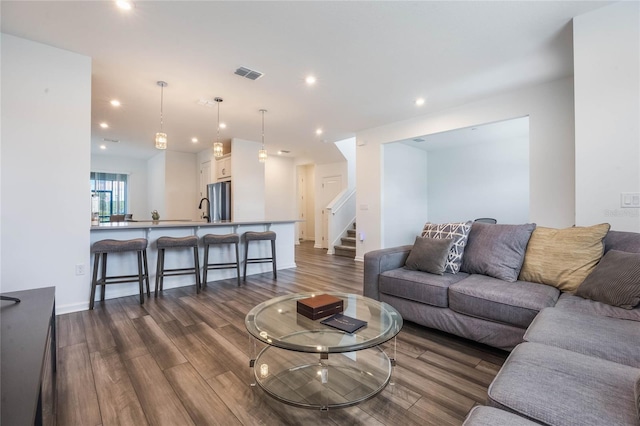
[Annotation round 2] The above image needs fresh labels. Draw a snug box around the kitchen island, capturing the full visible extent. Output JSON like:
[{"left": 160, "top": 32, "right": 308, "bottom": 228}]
[{"left": 90, "top": 220, "right": 297, "bottom": 302}]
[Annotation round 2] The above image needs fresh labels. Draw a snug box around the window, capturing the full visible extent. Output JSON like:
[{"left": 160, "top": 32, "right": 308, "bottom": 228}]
[{"left": 90, "top": 172, "right": 128, "bottom": 222}]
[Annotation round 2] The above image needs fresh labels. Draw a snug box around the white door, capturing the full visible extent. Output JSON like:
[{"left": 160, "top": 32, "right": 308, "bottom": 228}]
[{"left": 321, "top": 175, "right": 342, "bottom": 248}]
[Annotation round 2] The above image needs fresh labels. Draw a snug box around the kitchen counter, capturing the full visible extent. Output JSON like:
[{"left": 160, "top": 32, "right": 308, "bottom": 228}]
[
  {"left": 89, "top": 219, "right": 299, "bottom": 306},
  {"left": 91, "top": 219, "right": 298, "bottom": 230}
]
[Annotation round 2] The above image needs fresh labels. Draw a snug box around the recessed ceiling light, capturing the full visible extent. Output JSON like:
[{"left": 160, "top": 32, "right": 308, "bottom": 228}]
[
  {"left": 191, "top": 137, "right": 198, "bottom": 143},
  {"left": 100, "top": 122, "right": 109, "bottom": 129},
  {"left": 305, "top": 75, "right": 317, "bottom": 85},
  {"left": 415, "top": 97, "right": 425, "bottom": 106},
  {"left": 116, "top": 0, "right": 133, "bottom": 10},
  {"left": 315, "top": 128, "right": 323, "bottom": 135},
  {"left": 110, "top": 99, "right": 121, "bottom": 107},
  {"left": 100, "top": 145, "right": 107, "bottom": 150},
  {"left": 219, "top": 123, "right": 227, "bottom": 129}
]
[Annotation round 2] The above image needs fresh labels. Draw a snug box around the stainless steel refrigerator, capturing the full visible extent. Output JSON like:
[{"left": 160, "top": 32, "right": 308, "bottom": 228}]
[{"left": 207, "top": 181, "right": 231, "bottom": 221}]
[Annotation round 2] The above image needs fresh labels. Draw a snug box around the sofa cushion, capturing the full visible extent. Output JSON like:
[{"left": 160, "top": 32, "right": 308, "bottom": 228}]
[
  {"left": 554, "top": 292, "right": 640, "bottom": 321},
  {"left": 461, "top": 222, "right": 536, "bottom": 282},
  {"left": 575, "top": 249, "right": 640, "bottom": 309},
  {"left": 604, "top": 229, "right": 640, "bottom": 253},
  {"left": 635, "top": 377, "right": 640, "bottom": 419},
  {"left": 463, "top": 406, "right": 540, "bottom": 426},
  {"left": 421, "top": 221, "right": 473, "bottom": 274},
  {"left": 519, "top": 223, "right": 610, "bottom": 292},
  {"left": 524, "top": 308, "right": 640, "bottom": 368},
  {"left": 404, "top": 236, "right": 454, "bottom": 275},
  {"left": 379, "top": 268, "right": 469, "bottom": 308},
  {"left": 448, "top": 275, "right": 559, "bottom": 328},
  {"left": 488, "top": 342, "right": 640, "bottom": 426}
]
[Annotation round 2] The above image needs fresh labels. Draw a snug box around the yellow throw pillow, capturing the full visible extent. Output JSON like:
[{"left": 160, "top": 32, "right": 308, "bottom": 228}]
[{"left": 519, "top": 223, "right": 610, "bottom": 292}]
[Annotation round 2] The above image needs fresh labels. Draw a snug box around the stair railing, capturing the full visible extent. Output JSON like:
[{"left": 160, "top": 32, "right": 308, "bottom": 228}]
[{"left": 326, "top": 188, "right": 356, "bottom": 255}]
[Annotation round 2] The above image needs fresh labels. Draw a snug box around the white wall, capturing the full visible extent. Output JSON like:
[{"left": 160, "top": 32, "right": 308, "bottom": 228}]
[
  {"left": 91, "top": 154, "right": 149, "bottom": 221},
  {"left": 334, "top": 137, "right": 356, "bottom": 190},
  {"left": 1, "top": 34, "right": 92, "bottom": 312},
  {"left": 428, "top": 135, "right": 529, "bottom": 224},
  {"left": 574, "top": 1, "right": 640, "bottom": 232},
  {"left": 147, "top": 151, "right": 166, "bottom": 220},
  {"left": 382, "top": 143, "right": 428, "bottom": 248},
  {"left": 165, "top": 151, "right": 198, "bottom": 220},
  {"left": 356, "top": 77, "right": 575, "bottom": 260},
  {"left": 265, "top": 155, "right": 296, "bottom": 220},
  {"left": 231, "top": 138, "right": 265, "bottom": 221}
]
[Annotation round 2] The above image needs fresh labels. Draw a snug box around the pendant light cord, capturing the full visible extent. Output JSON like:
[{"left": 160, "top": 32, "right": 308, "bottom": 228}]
[
  {"left": 261, "top": 109, "right": 265, "bottom": 149},
  {"left": 159, "top": 84, "right": 164, "bottom": 132}
]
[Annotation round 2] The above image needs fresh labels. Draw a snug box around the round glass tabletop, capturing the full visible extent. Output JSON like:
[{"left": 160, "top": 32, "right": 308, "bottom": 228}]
[{"left": 245, "top": 292, "right": 403, "bottom": 353}]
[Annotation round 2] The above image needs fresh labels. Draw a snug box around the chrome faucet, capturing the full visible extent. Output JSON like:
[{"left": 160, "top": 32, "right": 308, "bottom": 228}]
[{"left": 198, "top": 197, "right": 210, "bottom": 222}]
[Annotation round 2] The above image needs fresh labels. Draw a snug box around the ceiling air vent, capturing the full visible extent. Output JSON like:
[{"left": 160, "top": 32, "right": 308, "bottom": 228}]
[
  {"left": 234, "top": 66, "right": 264, "bottom": 80},
  {"left": 412, "top": 138, "right": 425, "bottom": 143},
  {"left": 103, "top": 138, "right": 120, "bottom": 143}
]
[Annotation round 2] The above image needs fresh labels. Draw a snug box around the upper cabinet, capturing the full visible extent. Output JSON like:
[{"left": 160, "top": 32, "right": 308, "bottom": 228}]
[{"left": 216, "top": 154, "right": 231, "bottom": 181}]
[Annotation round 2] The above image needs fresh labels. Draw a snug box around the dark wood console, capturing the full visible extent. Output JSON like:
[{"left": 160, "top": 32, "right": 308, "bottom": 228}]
[{"left": 1, "top": 287, "right": 56, "bottom": 425}]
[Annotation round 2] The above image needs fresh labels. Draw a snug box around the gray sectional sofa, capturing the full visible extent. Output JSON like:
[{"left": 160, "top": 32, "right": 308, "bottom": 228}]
[{"left": 364, "top": 224, "right": 640, "bottom": 426}]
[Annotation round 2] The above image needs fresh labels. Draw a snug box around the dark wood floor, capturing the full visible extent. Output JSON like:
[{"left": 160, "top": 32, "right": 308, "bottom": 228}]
[{"left": 55, "top": 241, "right": 507, "bottom": 426}]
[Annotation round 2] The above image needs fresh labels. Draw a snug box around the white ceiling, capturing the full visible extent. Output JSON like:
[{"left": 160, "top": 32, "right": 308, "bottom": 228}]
[{"left": 1, "top": 1, "right": 611, "bottom": 164}]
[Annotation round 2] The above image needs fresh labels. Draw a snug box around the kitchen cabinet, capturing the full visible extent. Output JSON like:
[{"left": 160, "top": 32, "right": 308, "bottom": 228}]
[{"left": 216, "top": 154, "right": 231, "bottom": 181}]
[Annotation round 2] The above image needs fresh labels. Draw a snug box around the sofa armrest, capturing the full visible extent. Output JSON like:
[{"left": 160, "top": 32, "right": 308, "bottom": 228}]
[{"left": 363, "top": 245, "right": 413, "bottom": 300}]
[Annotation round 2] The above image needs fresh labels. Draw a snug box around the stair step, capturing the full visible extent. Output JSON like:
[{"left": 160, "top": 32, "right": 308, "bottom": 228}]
[
  {"left": 341, "top": 236, "right": 356, "bottom": 247},
  {"left": 347, "top": 229, "right": 356, "bottom": 237},
  {"left": 334, "top": 245, "right": 356, "bottom": 258}
]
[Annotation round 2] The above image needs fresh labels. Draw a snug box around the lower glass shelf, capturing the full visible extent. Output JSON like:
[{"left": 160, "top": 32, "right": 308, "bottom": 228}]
[{"left": 253, "top": 345, "right": 392, "bottom": 409}]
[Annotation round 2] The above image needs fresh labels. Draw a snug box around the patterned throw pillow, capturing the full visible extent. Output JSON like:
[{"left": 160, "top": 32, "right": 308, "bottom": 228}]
[{"left": 421, "top": 221, "right": 472, "bottom": 274}]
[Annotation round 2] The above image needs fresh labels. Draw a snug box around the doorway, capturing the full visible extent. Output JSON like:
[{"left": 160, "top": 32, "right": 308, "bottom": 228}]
[{"left": 321, "top": 175, "right": 343, "bottom": 249}]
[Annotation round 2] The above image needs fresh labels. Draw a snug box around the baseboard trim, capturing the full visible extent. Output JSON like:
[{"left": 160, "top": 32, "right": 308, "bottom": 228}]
[
  {"left": 354, "top": 255, "right": 364, "bottom": 262},
  {"left": 56, "top": 301, "right": 90, "bottom": 315}
]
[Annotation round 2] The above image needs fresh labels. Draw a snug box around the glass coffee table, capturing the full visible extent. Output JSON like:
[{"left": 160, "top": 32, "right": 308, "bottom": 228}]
[{"left": 245, "top": 292, "right": 403, "bottom": 410}]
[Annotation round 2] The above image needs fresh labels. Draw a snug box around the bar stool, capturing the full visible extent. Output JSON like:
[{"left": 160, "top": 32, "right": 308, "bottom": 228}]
[
  {"left": 155, "top": 235, "right": 201, "bottom": 296},
  {"left": 90, "top": 238, "right": 149, "bottom": 310},
  {"left": 243, "top": 231, "right": 277, "bottom": 281},
  {"left": 202, "top": 233, "right": 241, "bottom": 287}
]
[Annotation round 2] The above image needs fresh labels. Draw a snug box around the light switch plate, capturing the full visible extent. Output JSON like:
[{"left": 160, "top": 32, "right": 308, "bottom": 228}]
[{"left": 620, "top": 192, "right": 640, "bottom": 208}]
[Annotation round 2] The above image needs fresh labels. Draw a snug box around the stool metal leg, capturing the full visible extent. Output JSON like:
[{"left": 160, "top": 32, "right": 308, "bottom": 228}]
[
  {"left": 137, "top": 251, "right": 145, "bottom": 305},
  {"left": 271, "top": 239, "right": 277, "bottom": 280},
  {"left": 243, "top": 241, "right": 249, "bottom": 281},
  {"left": 100, "top": 252, "right": 108, "bottom": 302},
  {"left": 202, "top": 244, "right": 210, "bottom": 289},
  {"left": 155, "top": 248, "right": 165, "bottom": 297},
  {"left": 193, "top": 246, "right": 201, "bottom": 294},
  {"left": 235, "top": 242, "right": 241, "bottom": 286},
  {"left": 90, "top": 252, "right": 100, "bottom": 310},
  {"left": 143, "top": 250, "right": 150, "bottom": 297}
]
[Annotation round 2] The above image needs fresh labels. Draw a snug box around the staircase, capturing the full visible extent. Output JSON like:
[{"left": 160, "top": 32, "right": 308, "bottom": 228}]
[{"left": 334, "top": 223, "right": 356, "bottom": 258}]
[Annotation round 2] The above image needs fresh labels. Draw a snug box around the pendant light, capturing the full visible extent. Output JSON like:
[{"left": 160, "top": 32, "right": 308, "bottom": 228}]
[
  {"left": 155, "top": 81, "right": 168, "bottom": 150},
  {"left": 258, "top": 109, "right": 268, "bottom": 163},
  {"left": 213, "top": 97, "right": 224, "bottom": 158}
]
